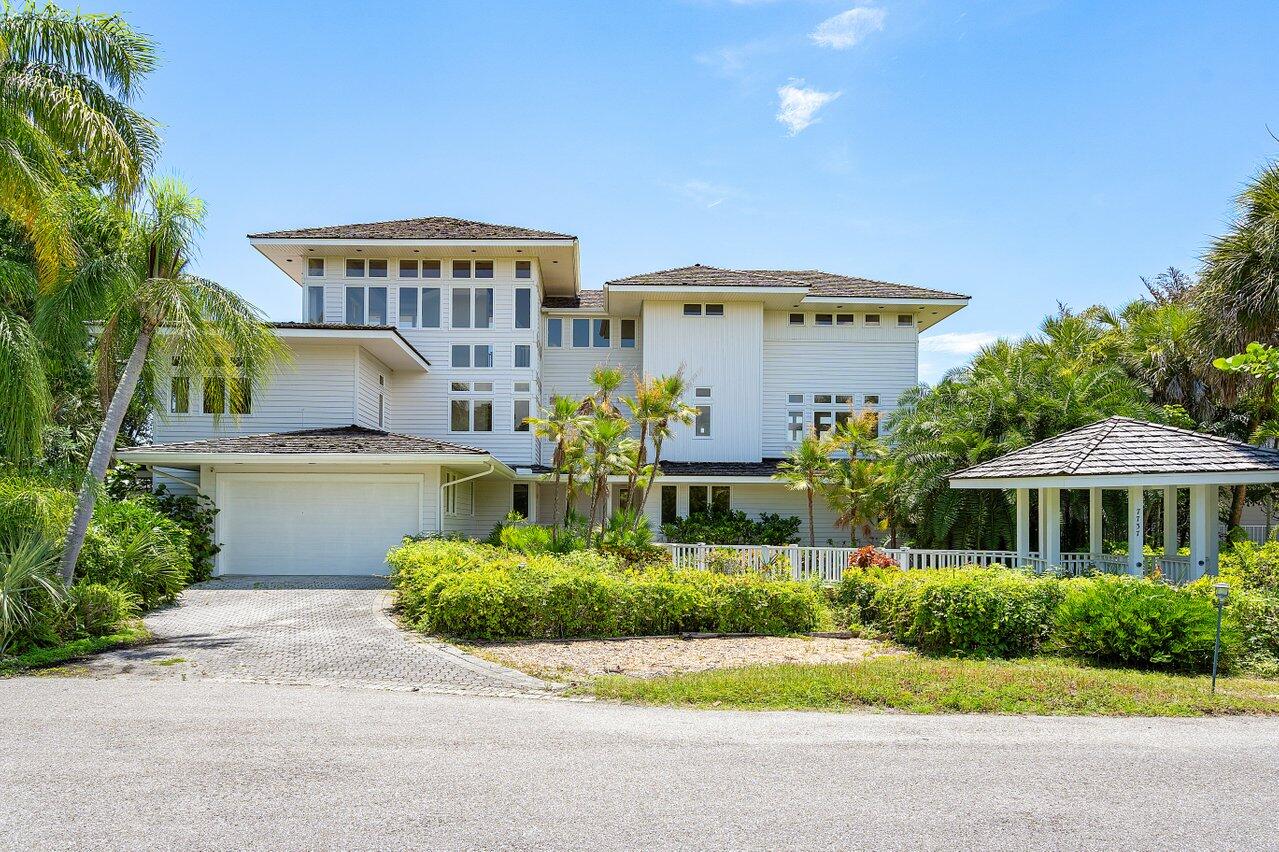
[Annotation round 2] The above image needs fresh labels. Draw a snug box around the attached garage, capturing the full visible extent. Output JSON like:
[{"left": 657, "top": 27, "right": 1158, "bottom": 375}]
[{"left": 217, "top": 473, "right": 422, "bottom": 575}]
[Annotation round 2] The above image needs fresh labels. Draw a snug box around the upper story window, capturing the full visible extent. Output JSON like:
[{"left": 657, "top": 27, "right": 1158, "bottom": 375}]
[
  {"left": 306, "top": 285, "right": 324, "bottom": 323},
  {"left": 449, "top": 382, "right": 493, "bottom": 433},
  {"left": 514, "top": 399, "right": 531, "bottom": 432},
  {"left": 451, "top": 287, "right": 493, "bottom": 329},
  {"left": 864, "top": 313, "right": 881, "bottom": 326},
  {"left": 705, "top": 304, "right": 724, "bottom": 316},
  {"left": 199, "top": 376, "right": 251, "bottom": 416},
  {"left": 345, "top": 259, "right": 365, "bottom": 278},
  {"left": 546, "top": 317, "right": 563, "bottom": 348},
  {"left": 423, "top": 260, "right": 441, "bottom": 278},
  {"left": 475, "top": 260, "right": 494, "bottom": 278},
  {"left": 837, "top": 314, "right": 854, "bottom": 325},
  {"left": 514, "top": 344, "right": 531, "bottom": 368},
  {"left": 592, "top": 319, "right": 610, "bottom": 348},
  {"left": 452, "top": 260, "right": 471, "bottom": 278},
  {"left": 898, "top": 314, "right": 914, "bottom": 327},
  {"left": 399, "top": 260, "right": 419, "bottom": 278},
  {"left": 515, "top": 260, "right": 532, "bottom": 279},
  {"left": 170, "top": 359, "right": 189, "bottom": 414},
  {"left": 620, "top": 319, "right": 636, "bottom": 348},
  {"left": 815, "top": 313, "right": 833, "bottom": 326},
  {"left": 307, "top": 257, "right": 325, "bottom": 277},
  {"left": 344, "top": 258, "right": 387, "bottom": 278},
  {"left": 572, "top": 317, "right": 590, "bottom": 348},
  {"left": 694, "top": 387, "right": 711, "bottom": 437},
  {"left": 398, "top": 259, "right": 441, "bottom": 278},
  {"left": 513, "top": 381, "right": 532, "bottom": 393},
  {"left": 452, "top": 344, "right": 493, "bottom": 368},
  {"left": 398, "top": 286, "right": 441, "bottom": 328},
  {"left": 789, "top": 313, "right": 805, "bottom": 325},
  {"left": 683, "top": 304, "right": 702, "bottom": 316},
  {"left": 346, "top": 286, "right": 387, "bottom": 325},
  {"left": 376, "top": 374, "right": 385, "bottom": 428},
  {"left": 684, "top": 304, "right": 723, "bottom": 317},
  {"left": 368, "top": 259, "right": 387, "bottom": 278},
  {"left": 515, "top": 289, "right": 532, "bottom": 329}
]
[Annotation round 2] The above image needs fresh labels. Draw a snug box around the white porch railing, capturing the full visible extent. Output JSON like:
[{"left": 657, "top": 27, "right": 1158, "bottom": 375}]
[
  {"left": 1241, "top": 524, "right": 1275, "bottom": 544},
  {"left": 657, "top": 543, "right": 1198, "bottom": 585}
]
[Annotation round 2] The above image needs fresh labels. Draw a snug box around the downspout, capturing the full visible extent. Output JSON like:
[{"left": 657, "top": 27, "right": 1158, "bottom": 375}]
[{"left": 437, "top": 463, "right": 494, "bottom": 532}]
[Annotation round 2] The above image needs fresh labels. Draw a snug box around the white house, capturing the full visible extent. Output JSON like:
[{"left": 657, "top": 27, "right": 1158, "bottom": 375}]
[{"left": 119, "top": 216, "right": 969, "bottom": 575}]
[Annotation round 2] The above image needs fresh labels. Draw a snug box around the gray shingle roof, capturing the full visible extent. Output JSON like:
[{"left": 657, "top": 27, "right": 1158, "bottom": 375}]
[
  {"left": 529, "top": 459, "right": 784, "bottom": 477},
  {"left": 605, "top": 264, "right": 966, "bottom": 300},
  {"left": 270, "top": 323, "right": 431, "bottom": 366},
  {"left": 542, "top": 290, "right": 605, "bottom": 310},
  {"left": 950, "top": 417, "right": 1279, "bottom": 480},
  {"left": 248, "top": 216, "right": 575, "bottom": 241},
  {"left": 120, "top": 426, "right": 486, "bottom": 456}
]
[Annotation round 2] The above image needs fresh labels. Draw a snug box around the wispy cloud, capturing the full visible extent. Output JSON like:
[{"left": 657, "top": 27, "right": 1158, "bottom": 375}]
[
  {"left": 918, "top": 331, "right": 1003, "bottom": 384},
  {"left": 670, "top": 179, "right": 743, "bottom": 209},
  {"left": 776, "top": 79, "right": 841, "bottom": 135},
  {"left": 696, "top": 40, "right": 777, "bottom": 81},
  {"left": 810, "top": 6, "right": 887, "bottom": 49}
]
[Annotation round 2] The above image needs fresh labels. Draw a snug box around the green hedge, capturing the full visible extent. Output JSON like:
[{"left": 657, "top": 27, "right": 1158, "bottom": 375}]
[{"left": 388, "top": 539, "right": 827, "bottom": 640}]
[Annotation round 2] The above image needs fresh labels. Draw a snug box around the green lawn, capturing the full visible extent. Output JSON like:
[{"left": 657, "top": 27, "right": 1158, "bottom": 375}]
[
  {"left": 587, "top": 654, "right": 1279, "bottom": 716},
  {"left": 0, "top": 622, "right": 151, "bottom": 676}
]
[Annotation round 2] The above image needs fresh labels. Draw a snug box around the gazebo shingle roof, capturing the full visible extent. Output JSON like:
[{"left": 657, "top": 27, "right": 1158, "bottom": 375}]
[
  {"left": 119, "top": 426, "right": 486, "bottom": 456},
  {"left": 950, "top": 417, "right": 1279, "bottom": 481}
]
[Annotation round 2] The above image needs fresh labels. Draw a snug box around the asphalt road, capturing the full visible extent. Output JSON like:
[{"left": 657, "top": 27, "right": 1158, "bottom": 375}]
[{"left": 2, "top": 677, "right": 1276, "bottom": 851}]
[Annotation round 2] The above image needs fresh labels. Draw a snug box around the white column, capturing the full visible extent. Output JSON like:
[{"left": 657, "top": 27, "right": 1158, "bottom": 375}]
[
  {"left": 1016, "top": 488, "right": 1031, "bottom": 562},
  {"left": 1088, "top": 488, "right": 1103, "bottom": 556},
  {"left": 1043, "top": 487, "right": 1061, "bottom": 568},
  {"left": 1127, "top": 486, "right": 1144, "bottom": 576},
  {"left": 1188, "top": 484, "right": 1220, "bottom": 579},
  {"left": 1162, "top": 486, "right": 1178, "bottom": 556},
  {"left": 1037, "top": 488, "right": 1047, "bottom": 557}
]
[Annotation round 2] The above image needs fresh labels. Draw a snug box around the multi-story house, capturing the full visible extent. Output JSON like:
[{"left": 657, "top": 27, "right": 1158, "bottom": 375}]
[{"left": 121, "top": 217, "right": 969, "bottom": 575}]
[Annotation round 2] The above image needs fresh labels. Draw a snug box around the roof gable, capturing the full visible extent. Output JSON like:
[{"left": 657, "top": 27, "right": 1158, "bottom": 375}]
[{"left": 249, "top": 216, "right": 575, "bottom": 241}]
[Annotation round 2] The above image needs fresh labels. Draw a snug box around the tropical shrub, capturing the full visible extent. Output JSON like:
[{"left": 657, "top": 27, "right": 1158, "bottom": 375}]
[
  {"left": 1053, "top": 575, "right": 1226, "bottom": 672},
  {"left": 387, "top": 539, "right": 826, "bottom": 640},
  {"left": 498, "top": 522, "right": 553, "bottom": 555},
  {"left": 0, "top": 536, "right": 64, "bottom": 654},
  {"left": 835, "top": 564, "right": 902, "bottom": 624},
  {"left": 661, "top": 510, "right": 801, "bottom": 545},
  {"left": 64, "top": 582, "right": 139, "bottom": 637},
  {"left": 848, "top": 546, "right": 897, "bottom": 569},
  {"left": 77, "top": 500, "right": 191, "bottom": 608},
  {"left": 1216, "top": 541, "right": 1279, "bottom": 595},
  {"left": 874, "top": 568, "right": 1062, "bottom": 658},
  {"left": 143, "top": 487, "right": 219, "bottom": 582}
]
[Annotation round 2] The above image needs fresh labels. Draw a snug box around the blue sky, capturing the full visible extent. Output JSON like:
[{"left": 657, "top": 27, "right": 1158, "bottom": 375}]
[{"left": 124, "top": 0, "right": 1278, "bottom": 381}]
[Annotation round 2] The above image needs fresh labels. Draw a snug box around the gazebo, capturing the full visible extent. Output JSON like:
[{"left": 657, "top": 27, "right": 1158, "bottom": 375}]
[{"left": 948, "top": 417, "right": 1279, "bottom": 582}]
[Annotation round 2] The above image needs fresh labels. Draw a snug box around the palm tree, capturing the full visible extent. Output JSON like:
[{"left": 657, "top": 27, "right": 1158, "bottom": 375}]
[
  {"left": 0, "top": 3, "right": 159, "bottom": 282},
  {"left": 526, "top": 394, "right": 586, "bottom": 528},
  {"left": 622, "top": 370, "right": 696, "bottom": 521},
  {"left": 773, "top": 429, "right": 832, "bottom": 547},
  {"left": 823, "top": 457, "right": 887, "bottom": 546},
  {"left": 579, "top": 414, "right": 635, "bottom": 539},
  {"left": 57, "top": 177, "right": 286, "bottom": 584},
  {"left": 634, "top": 371, "right": 696, "bottom": 519}
]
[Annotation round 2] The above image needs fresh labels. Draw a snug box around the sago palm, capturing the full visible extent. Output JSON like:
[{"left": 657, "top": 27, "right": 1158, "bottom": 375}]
[{"left": 57, "top": 177, "right": 287, "bottom": 584}]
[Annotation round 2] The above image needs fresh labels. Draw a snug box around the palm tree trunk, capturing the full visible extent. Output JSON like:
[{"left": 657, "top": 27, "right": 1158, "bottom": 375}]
[
  {"left": 806, "top": 487, "right": 816, "bottom": 548},
  {"left": 625, "top": 422, "right": 648, "bottom": 516},
  {"left": 638, "top": 435, "right": 665, "bottom": 520},
  {"left": 59, "top": 329, "right": 152, "bottom": 585},
  {"left": 550, "top": 470, "right": 563, "bottom": 528}
]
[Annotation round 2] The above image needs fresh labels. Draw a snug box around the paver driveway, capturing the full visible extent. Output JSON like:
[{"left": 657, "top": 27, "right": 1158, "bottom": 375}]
[{"left": 88, "top": 576, "right": 555, "bottom": 697}]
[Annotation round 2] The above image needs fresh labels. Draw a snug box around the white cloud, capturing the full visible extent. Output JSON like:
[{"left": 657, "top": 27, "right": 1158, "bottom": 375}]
[
  {"left": 810, "top": 7, "right": 887, "bottom": 49},
  {"left": 918, "top": 331, "right": 1002, "bottom": 385},
  {"left": 696, "top": 41, "right": 774, "bottom": 80},
  {"left": 670, "top": 179, "right": 742, "bottom": 209},
  {"left": 776, "top": 80, "right": 841, "bottom": 135}
]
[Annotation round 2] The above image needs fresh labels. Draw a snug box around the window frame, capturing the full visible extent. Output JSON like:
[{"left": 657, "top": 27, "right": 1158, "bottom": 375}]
[
  {"left": 345, "top": 285, "right": 387, "bottom": 325},
  {"left": 344, "top": 258, "right": 366, "bottom": 278},
  {"left": 572, "top": 317, "right": 590, "bottom": 348},
  {"left": 513, "top": 397, "right": 531, "bottom": 432},
  {"left": 704, "top": 303, "right": 724, "bottom": 317},
  {"left": 592, "top": 318, "right": 610, "bottom": 348},
  {"left": 683, "top": 303, "right": 703, "bottom": 316},
  {"left": 789, "top": 313, "right": 805, "bottom": 325},
  {"left": 306, "top": 285, "right": 325, "bottom": 323},
  {"left": 815, "top": 313, "right": 833, "bottom": 326},
  {"left": 514, "top": 288, "right": 532, "bottom": 329},
  {"left": 512, "top": 482, "right": 530, "bottom": 518},
  {"left": 515, "top": 260, "right": 533, "bottom": 280},
  {"left": 897, "top": 313, "right": 915, "bottom": 327},
  {"left": 864, "top": 313, "right": 881, "bottom": 327},
  {"left": 546, "top": 317, "right": 563, "bottom": 348},
  {"left": 620, "top": 318, "right": 636, "bottom": 348},
  {"left": 306, "top": 257, "right": 325, "bottom": 278},
  {"left": 514, "top": 343, "right": 531, "bottom": 369}
]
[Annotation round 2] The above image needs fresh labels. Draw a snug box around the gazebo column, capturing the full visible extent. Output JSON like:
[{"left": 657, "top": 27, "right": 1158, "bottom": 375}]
[
  {"left": 1162, "top": 486, "right": 1178, "bottom": 558},
  {"left": 1015, "top": 488, "right": 1031, "bottom": 563},
  {"left": 1088, "top": 488, "right": 1103, "bottom": 557},
  {"left": 1127, "top": 486, "right": 1144, "bottom": 576},
  {"left": 1042, "top": 487, "right": 1061, "bottom": 568},
  {"left": 1189, "top": 485, "right": 1220, "bottom": 579}
]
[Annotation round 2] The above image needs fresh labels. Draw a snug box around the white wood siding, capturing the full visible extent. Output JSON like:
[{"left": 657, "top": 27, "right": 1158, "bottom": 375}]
[
  {"left": 641, "top": 300, "right": 763, "bottom": 462},
  {"left": 356, "top": 349, "right": 390, "bottom": 429}
]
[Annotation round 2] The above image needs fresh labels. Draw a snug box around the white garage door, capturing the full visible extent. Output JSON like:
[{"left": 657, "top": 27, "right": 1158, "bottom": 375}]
[{"left": 218, "top": 473, "right": 422, "bottom": 575}]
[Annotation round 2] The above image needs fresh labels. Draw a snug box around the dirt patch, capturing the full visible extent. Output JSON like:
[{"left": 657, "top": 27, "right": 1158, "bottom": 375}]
[{"left": 472, "top": 635, "right": 898, "bottom": 681}]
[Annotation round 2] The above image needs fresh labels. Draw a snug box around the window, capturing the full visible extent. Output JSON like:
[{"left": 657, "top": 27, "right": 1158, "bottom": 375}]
[
  {"left": 864, "top": 396, "right": 880, "bottom": 436},
  {"left": 689, "top": 485, "right": 708, "bottom": 516},
  {"left": 399, "top": 260, "right": 419, "bottom": 278},
  {"left": 202, "top": 377, "right": 225, "bottom": 414},
  {"left": 449, "top": 396, "right": 493, "bottom": 432},
  {"left": 367, "top": 259, "right": 387, "bottom": 278},
  {"left": 515, "top": 260, "right": 532, "bottom": 279},
  {"left": 814, "top": 393, "right": 832, "bottom": 404},
  {"left": 451, "top": 381, "right": 469, "bottom": 392},
  {"left": 473, "top": 345, "right": 493, "bottom": 368},
  {"left": 688, "top": 486, "right": 730, "bottom": 516},
  {"left": 683, "top": 304, "right": 702, "bottom": 316},
  {"left": 345, "top": 258, "right": 365, "bottom": 278},
  {"left": 229, "top": 377, "right": 251, "bottom": 415},
  {"left": 788, "top": 393, "right": 804, "bottom": 404},
  {"left": 695, "top": 405, "right": 711, "bottom": 437},
  {"left": 307, "top": 257, "right": 324, "bottom": 277},
  {"left": 898, "top": 314, "right": 914, "bottom": 327},
  {"left": 515, "top": 288, "right": 532, "bottom": 329},
  {"left": 814, "top": 410, "right": 833, "bottom": 437},
  {"left": 367, "top": 287, "right": 387, "bottom": 324},
  {"left": 399, "top": 287, "right": 418, "bottom": 326},
  {"left": 474, "top": 260, "right": 494, "bottom": 278},
  {"left": 592, "top": 319, "right": 610, "bottom": 348},
  {"left": 661, "top": 485, "right": 677, "bottom": 525},
  {"left": 345, "top": 287, "right": 364, "bottom": 324},
  {"left": 452, "top": 260, "right": 471, "bottom": 278},
  {"left": 695, "top": 387, "right": 712, "bottom": 399},
  {"left": 421, "top": 287, "right": 440, "bottom": 327},
  {"left": 474, "top": 400, "right": 493, "bottom": 431},
  {"left": 789, "top": 313, "right": 805, "bottom": 325},
  {"left": 475, "top": 288, "right": 494, "bottom": 328},
  {"left": 306, "top": 286, "right": 324, "bottom": 323},
  {"left": 788, "top": 410, "right": 804, "bottom": 442},
  {"left": 620, "top": 319, "right": 636, "bottom": 348},
  {"left": 423, "top": 260, "right": 441, "bottom": 278},
  {"left": 863, "top": 394, "right": 879, "bottom": 406},
  {"left": 512, "top": 483, "right": 530, "bottom": 518},
  {"left": 712, "top": 485, "right": 730, "bottom": 514},
  {"left": 474, "top": 381, "right": 493, "bottom": 392},
  {"left": 864, "top": 313, "right": 880, "bottom": 326},
  {"left": 170, "top": 376, "right": 189, "bottom": 414},
  {"left": 546, "top": 317, "right": 563, "bottom": 348},
  {"left": 450, "top": 399, "right": 470, "bottom": 431},
  {"left": 836, "top": 314, "right": 854, "bottom": 325},
  {"left": 513, "top": 381, "right": 532, "bottom": 393},
  {"left": 572, "top": 318, "right": 590, "bottom": 348},
  {"left": 815, "top": 313, "right": 833, "bottom": 326},
  {"left": 514, "top": 398, "right": 530, "bottom": 431},
  {"left": 514, "top": 344, "right": 531, "bottom": 368},
  {"left": 705, "top": 304, "right": 724, "bottom": 316},
  {"left": 451, "top": 345, "right": 470, "bottom": 368},
  {"left": 376, "top": 375, "right": 385, "bottom": 428},
  {"left": 443, "top": 470, "right": 464, "bottom": 516},
  {"left": 451, "top": 288, "right": 471, "bottom": 327}
]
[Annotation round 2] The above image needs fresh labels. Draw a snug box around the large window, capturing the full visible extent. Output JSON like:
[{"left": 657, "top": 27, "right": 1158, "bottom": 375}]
[
  {"left": 451, "top": 344, "right": 493, "bottom": 368},
  {"left": 449, "top": 397, "right": 493, "bottom": 432},
  {"left": 451, "top": 287, "right": 493, "bottom": 328},
  {"left": 306, "top": 286, "right": 324, "bottom": 323},
  {"left": 620, "top": 319, "right": 636, "bottom": 348},
  {"left": 661, "top": 485, "right": 677, "bottom": 524},
  {"left": 170, "top": 376, "right": 189, "bottom": 414},
  {"left": 400, "top": 259, "right": 441, "bottom": 278},
  {"left": 515, "top": 288, "right": 532, "bottom": 329},
  {"left": 592, "top": 319, "right": 610, "bottom": 348},
  {"left": 689, "top": 485, "right": 730, "bottom": 516},
  {"left": 572, "top": 317, "right": 590, "bottom": 348},
  {"left": 512, "top": 483, "right": 530, "bottom": 518},
  {"left": 546, "top": 317, "right": 563, "bottom": 348},
  {"left": 344, "top": 258, "right": 386, "bottom": 278},
  {"left": 345, "top": 286, "right": 386, "bottom": 324},
  {"left": 514, "top": 344, "right": 531, "bottom": 368},
  {"left": 514, "top": 398, "right": 531, "bottom": 431}
]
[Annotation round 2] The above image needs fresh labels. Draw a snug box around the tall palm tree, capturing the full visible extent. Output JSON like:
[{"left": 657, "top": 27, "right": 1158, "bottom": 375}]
[
  {"left": 773, "top": 429, "right": 832, "bottom": 547},
  {"left": 57, "top": 177, "right": 286, "bottom": 584},
  {"left": 823, "top": 457, "right": 887, "bottom": 546},
  {"left": 634, "top": 371, "right": 696, "bottom": 519},
  {"left": 622, "top": 370, "right": 696, "bottom": 521},
  {"left": 579, "top": 414, "right": 635, "bottom": 539},
  {"left": 0, "top": 3, "right": 159, "bottom": 282},
  {"left": 526, "top": 394, "right": 586, "bottom": 528},
  {"left": 584, "top": 364, "right": 624, "bottom": 415}
]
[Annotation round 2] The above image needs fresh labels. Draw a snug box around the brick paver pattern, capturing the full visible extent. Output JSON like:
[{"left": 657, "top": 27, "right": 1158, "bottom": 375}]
[{"left": 90, "top": 576, "right": 555, "bottom": 697}]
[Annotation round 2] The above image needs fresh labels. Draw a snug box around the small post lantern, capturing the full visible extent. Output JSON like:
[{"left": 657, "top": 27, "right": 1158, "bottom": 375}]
[{"left": 1212, "top": 583, "right": 1229, "bottom": 694}]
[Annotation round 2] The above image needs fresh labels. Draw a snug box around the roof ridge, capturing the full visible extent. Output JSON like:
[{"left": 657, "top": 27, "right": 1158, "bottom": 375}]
[
  {"left": 948, "top": 417, "right": 1115, "bottom": 478},
  {"left": 1130, "top": 417, "right": 1279, "bottom": 457},
  {"left": 1063, "top": 417, "right": 1120, "bottom": 474}
]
